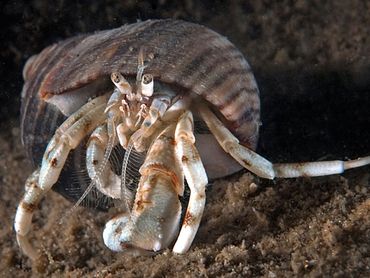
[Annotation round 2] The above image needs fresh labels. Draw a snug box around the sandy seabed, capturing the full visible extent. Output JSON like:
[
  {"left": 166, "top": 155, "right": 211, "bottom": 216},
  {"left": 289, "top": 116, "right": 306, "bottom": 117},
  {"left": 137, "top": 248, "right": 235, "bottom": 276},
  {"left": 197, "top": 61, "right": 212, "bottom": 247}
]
[{"left": 1, "top": 1, "right": 369, "bottom": 277}]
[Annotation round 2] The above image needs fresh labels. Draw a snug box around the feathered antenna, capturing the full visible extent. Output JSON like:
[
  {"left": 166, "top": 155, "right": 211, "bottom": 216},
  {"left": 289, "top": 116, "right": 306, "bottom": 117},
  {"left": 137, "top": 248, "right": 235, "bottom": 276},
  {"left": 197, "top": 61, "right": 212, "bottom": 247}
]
[
  {"left": 60, "top": 118, "right": 117, "bottom": 224},
  {"left": 119, "top": 133, "right": 146, "bottom": 204},
  {"left": 120, "top": 140, "right": 135, "bottom": 213}
]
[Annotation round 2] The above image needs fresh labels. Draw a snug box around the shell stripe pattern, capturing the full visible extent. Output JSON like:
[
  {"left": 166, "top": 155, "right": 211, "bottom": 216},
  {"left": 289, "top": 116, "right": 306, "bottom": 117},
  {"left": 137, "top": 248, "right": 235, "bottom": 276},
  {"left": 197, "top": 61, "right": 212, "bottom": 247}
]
[{"left": 21, "top": 19, "right": 260, "bottom": 165}]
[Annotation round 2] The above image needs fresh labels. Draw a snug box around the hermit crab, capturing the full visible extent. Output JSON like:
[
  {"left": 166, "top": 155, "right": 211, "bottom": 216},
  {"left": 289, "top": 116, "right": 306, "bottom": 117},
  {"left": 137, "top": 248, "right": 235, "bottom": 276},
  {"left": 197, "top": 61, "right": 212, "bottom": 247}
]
[{"left": 15, "top": 19, "right": 370, "bottom": 260}]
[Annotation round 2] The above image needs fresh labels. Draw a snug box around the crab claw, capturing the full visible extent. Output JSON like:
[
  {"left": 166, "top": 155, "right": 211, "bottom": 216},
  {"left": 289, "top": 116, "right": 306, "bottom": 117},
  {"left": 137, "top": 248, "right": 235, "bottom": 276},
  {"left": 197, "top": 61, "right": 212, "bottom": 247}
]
[
  {"left": 103, "top": 214, "right": 156, "bottom": 254},
  {"left": 103, "top": 173, "right": 182, "bottom": 253},
  {"left": 103, "top": 213, "right": 131, "bottom": 252}
]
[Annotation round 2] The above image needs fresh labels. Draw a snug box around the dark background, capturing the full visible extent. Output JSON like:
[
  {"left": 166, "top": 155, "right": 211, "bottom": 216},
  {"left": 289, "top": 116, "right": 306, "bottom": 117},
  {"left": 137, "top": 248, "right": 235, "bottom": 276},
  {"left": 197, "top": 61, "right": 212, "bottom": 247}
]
[
  {"left": 0, "top": 1, "right": 369, "bottom": 276},
  {"left": 1, "top": 0, "right": 369, "bottom": 162}
]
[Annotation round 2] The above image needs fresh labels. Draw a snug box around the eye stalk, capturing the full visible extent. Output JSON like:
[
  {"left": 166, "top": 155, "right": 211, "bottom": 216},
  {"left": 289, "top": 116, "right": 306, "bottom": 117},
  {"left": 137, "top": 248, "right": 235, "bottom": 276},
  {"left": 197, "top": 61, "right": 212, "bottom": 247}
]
[
  {"left": 141, "top": 74, "right": 154, "bottom": 97},
  {"left": 110, "top": 72, "right": 132, "bottom": 96}
]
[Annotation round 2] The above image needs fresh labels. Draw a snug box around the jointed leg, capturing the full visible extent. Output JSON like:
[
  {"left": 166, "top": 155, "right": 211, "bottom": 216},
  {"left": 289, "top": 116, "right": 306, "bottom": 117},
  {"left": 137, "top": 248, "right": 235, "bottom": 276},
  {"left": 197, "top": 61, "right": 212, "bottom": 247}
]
[
  {"left": 86, "top": 124, "right": 121, "bottom": 199},
  {"left": 15, "top": 170, "right": 41, "bottom": 260},
  {"left": 173, "top": 111, "right": 208, "bottom": 254},
  {"left": 15, "top": 96, "right": 107, "bottom": 260},
  {"left": 273, "top": 157, "right": 370, "bottom": 178},
  {"left": 197, "top": 102, "right": 370, "bottom": 179},
  {"left": 197, "top": 102, "right": 275, "bottom": 179},
  {"left": 130, "top": 95, "right": 172, "bottom": 146}
]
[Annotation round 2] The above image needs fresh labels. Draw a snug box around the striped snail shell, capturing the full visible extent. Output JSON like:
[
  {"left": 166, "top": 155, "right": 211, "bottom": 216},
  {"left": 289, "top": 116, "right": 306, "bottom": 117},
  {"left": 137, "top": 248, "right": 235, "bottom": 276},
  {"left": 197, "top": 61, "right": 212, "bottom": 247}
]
[{"left": 20, "top": 19, "right": 261, "bottom": 209}]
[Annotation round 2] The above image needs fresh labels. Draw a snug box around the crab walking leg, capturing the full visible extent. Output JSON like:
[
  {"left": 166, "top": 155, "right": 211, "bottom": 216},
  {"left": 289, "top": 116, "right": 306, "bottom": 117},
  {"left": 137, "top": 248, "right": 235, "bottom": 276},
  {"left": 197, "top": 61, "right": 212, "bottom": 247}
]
[
  {"left": 15, "top": 99, "right": 107, "bottom": 260},
  {"left": 272, "top": 156, "right": 370, "bottom": 178},
  {"left": 48, "top": 95, "right": 109, "bottom": 150},
  {"left": 197, "top": 102, "right": 275, "bottom": 179},
  {"left": 198, "top": 102, "right": 370, "bottom": 179},
  {"left": 173, "top": 111, "right": 208, "bottom": 254},
  {"left": 86, "top": 124, "right": 121, "bottom": 199},
  {"left": 15, "top": 170, "right": 41, "bottom": 259}
]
